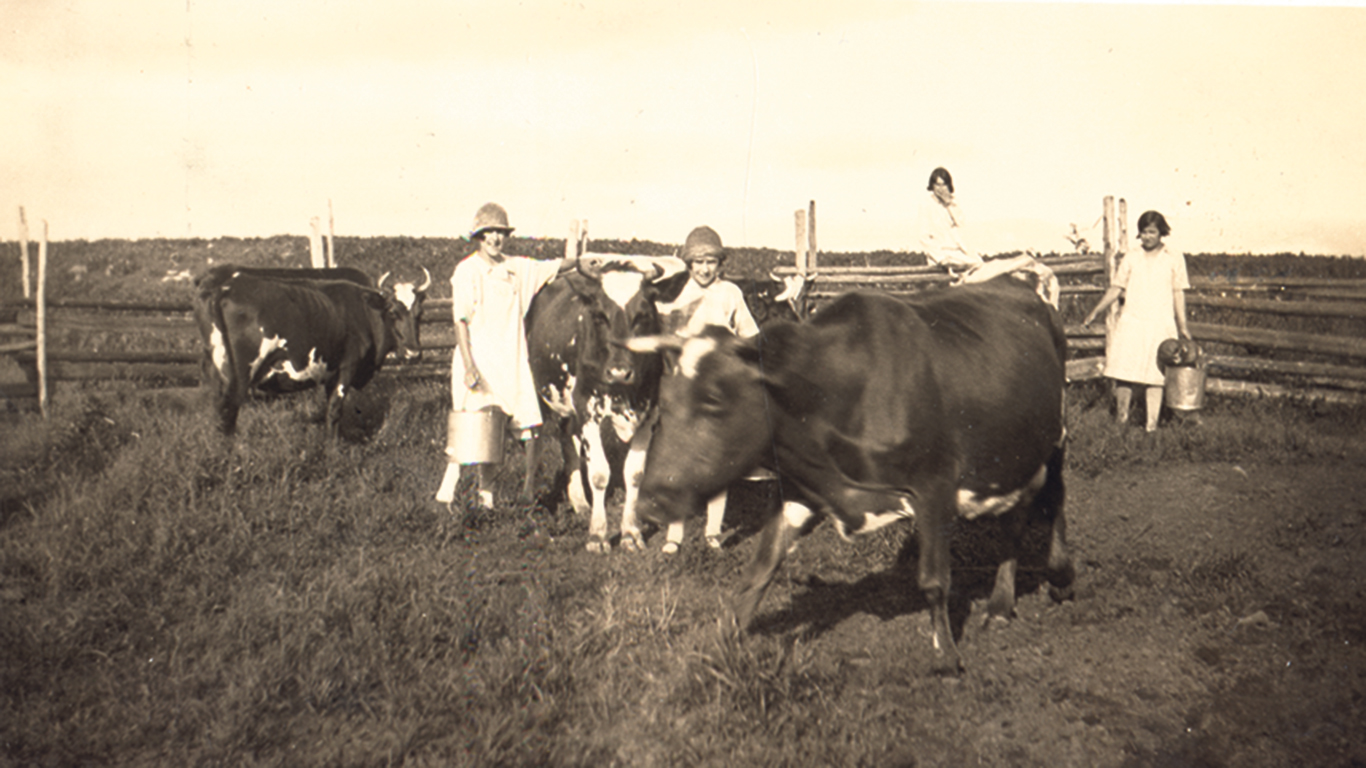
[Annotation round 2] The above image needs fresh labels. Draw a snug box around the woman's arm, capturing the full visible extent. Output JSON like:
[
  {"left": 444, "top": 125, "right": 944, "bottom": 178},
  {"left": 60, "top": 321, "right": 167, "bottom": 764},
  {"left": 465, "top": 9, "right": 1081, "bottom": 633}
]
[
  {"left": 454, "top": 319, "right": 480, "bottom": 390},
  {"left": 1082, "top": 286, "right": 1124, "bottom": 327},
  {"left": 1173, "top": 288, "right": 1191, "bottom": 339}
]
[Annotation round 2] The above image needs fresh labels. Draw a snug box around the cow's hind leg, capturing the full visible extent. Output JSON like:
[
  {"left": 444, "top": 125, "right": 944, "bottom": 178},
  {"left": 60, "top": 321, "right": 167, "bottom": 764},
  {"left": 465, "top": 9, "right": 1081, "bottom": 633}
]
[
  {"left": 1038, "top": 446, "right": 1075, "bottom": 602},
  {"left": 986, "top": 510, "right": 1027, "bottom": 623},
  {"left": 918, "top": 488, "right": 963, "bottom": 674},
  {"left": 729, "top": 501, "right": 813, "bottom": 635}
]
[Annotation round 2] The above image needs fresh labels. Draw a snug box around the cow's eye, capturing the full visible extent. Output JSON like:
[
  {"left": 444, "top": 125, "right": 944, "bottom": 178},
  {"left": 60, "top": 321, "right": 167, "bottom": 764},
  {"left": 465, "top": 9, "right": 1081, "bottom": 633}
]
[{"left": 697, "top": 388, "right": 728, "bottom": 416}]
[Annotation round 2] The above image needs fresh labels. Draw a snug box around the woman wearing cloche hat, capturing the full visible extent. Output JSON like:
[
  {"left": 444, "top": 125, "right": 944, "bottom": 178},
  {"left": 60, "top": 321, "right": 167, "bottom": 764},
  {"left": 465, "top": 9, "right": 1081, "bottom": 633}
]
[{"left": 435, "top": 203, "right": 603, "bottom": 512}]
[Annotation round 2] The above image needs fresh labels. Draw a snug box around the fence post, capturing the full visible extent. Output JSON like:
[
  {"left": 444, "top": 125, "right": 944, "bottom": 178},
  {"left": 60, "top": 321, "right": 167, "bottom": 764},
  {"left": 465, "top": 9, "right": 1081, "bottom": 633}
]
[
  {"left": 37, "top": 220, "right": 49, "bottom": 418},
  {"left": 326, "top": 199, "right": 336, "bottom": 268},
  {"left": 18, "top": 206, "right": 31, "bottom": 299},
  {"left": 566, "top": 219, "right": 581, "bottom": 260},
  {"left": 1117, "top": 198, "right": 1128, "bottom": 258},
  {"left": 309, "top": 217, "right": 325, "bottom": 268},
  {"left": 806, "top": 200, "right": 818, "bottom": 274}
]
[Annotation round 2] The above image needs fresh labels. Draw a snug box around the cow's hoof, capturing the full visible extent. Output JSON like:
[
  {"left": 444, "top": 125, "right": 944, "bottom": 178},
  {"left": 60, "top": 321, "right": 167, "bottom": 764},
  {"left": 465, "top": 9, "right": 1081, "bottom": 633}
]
[
  {"left": 930, "top": 653, "right": 965, "bottom": 677},
  {"left": 620, "top": 535, "right": 644, "bottom": 553},
  {"left": 705, "top": 535, "right": 723, "bottom": 550},
  {"left": 661, "top": 542, "right": 680, "bottom": 555},
  {"left": 1048, "top": 583, "right": 1075, "bottom": 603},
  {"left": 585, "top": 539, "right": 609, "bottom": 554}
]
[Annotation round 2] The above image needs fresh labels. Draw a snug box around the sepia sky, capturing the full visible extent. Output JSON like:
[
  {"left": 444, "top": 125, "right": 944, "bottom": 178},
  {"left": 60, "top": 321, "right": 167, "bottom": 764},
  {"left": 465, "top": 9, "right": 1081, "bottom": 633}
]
[{"left": 4, "top": 0, "right": 1365, "bottom": 256}]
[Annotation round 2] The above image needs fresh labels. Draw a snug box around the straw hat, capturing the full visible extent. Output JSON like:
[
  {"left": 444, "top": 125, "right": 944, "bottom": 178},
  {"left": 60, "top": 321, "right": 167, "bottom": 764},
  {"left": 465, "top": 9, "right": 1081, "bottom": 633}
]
[
  {"left": 470, "top": 203, "right": 514, "bottom": 238},
  {"left": 682, "top": 226, "right": 724, "bottom": 262}
]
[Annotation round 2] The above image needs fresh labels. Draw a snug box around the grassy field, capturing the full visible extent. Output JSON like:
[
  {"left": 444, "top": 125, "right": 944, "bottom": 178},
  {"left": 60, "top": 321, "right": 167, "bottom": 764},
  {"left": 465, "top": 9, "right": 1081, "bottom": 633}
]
[
  {"left": 3, "top": 238, "right": 1365, "bottom": 765},
  {"left": 2, "top": 374, "right": 1364, "bottom": 766}
]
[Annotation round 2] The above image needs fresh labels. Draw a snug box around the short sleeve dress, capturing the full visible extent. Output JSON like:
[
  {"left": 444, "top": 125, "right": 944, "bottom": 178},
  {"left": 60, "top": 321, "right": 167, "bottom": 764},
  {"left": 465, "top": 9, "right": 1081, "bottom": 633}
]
[
  {"left": 1103, "top": 244, "right": 1190, "bottom": 386},
  {"left": 450, "top": 253, "right": 561, "bottom": 430},
  {"left": 657, "top": 278, "right": 760, "bottom": 338}
]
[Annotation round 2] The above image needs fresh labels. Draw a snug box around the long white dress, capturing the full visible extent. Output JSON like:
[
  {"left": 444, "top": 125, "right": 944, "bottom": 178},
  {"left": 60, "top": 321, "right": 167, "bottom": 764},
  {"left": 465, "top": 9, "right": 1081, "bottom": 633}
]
[
  {"left": 1104, "top": 244, "right": 1190, "bottom": 386},
  {"left": 449, "top": 252, "right": 562, "bottom": 431}
]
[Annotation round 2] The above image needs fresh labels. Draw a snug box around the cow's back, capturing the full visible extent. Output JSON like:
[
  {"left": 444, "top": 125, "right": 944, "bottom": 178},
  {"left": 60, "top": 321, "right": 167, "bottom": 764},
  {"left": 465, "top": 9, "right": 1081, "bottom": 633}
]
[{"left": 785, "top": 279, "right": 1064, "bottom": 491}]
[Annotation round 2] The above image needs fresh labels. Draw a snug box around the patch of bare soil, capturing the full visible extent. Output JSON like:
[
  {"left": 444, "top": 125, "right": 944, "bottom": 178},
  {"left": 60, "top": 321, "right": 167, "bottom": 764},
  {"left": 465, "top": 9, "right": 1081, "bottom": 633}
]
[{"left": 725, "top": 461, "right": 1366, "bottom": 767}]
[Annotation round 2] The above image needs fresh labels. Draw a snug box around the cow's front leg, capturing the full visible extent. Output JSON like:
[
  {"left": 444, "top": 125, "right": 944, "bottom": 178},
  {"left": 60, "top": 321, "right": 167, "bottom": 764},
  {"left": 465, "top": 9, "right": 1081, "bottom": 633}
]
[
  {"left": 581, "top": 419, "right": 614, "bottom": 554},
  {"left": 617, "top": 418, "right": 654, "bottom": 552},
  {"left": 729, "top": 501, "right": 813, "bottom": 635}
]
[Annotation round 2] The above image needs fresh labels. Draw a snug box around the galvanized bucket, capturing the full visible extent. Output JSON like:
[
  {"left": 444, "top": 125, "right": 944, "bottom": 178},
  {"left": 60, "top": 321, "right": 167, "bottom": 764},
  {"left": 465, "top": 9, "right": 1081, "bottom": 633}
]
[
  {"left": 447, "top": 408, "right": 505, "bottom": 464},
  {"left": 1164, "top": 363, "right": 1207, "bottom": 411}
]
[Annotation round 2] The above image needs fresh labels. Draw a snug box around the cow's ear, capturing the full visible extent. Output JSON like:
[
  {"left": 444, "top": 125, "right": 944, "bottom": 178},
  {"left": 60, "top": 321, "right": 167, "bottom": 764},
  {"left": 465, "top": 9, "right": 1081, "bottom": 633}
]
[
  {"left": 361, "top": 289, "right": 388, "bottom": 312},
  {"left": 647, "top": 268, "right": 691, "bottom": 304},
  {"left": 744, "top": 321, "right": 804, "bottom": 385}
]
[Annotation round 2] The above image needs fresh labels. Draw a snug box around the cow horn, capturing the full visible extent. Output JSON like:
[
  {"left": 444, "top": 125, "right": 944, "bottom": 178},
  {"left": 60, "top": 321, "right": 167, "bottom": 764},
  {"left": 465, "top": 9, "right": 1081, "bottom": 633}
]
[
  {"left": 378, "top": 271, "right": 391, "bottom": 290},
  {"left": 625, "top": 335, "right": 684, "bottom": 354},
  {"left": 417, "top": 266, "right": 432, "bottom": 292}
]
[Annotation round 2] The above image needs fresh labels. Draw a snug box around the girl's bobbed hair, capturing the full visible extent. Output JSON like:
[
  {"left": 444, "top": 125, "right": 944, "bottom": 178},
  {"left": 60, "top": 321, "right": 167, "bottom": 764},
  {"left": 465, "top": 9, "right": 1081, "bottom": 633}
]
[
  {"left": 1137, "top": 210, "right": 1171, "bottom": 237},
  {"left": 927, "top": 167, "right": 954, "bottom": 194}
]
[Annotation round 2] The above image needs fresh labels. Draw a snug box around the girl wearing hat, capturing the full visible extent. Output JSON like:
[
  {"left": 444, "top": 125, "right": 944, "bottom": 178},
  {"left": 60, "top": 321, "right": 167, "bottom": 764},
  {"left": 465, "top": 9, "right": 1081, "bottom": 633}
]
[
  {"left": 435, "top": 202, "right": 601, "bottom": 511},
  {"left": 654, "top": 225, "right": 760, "bottom": 552},
  {"left": 1082, "top": 210, "right": 1192, "bottom": 432}
]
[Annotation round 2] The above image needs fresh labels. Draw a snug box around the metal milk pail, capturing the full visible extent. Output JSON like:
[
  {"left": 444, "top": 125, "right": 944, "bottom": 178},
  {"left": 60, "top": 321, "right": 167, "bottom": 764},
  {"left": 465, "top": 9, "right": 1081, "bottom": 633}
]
[
  {"left": 1164, "top": 363, "right": 1207, "bottom": 411},
  {"left": 447, "top": 408, "right": 505, "bottom": 464}
]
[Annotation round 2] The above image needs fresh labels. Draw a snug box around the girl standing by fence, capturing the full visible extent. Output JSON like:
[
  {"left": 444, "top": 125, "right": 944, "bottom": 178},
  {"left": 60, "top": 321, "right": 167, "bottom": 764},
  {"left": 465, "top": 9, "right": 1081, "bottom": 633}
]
[{"left": 1082, "top": 210, "right": 1192, "bottom": 432}]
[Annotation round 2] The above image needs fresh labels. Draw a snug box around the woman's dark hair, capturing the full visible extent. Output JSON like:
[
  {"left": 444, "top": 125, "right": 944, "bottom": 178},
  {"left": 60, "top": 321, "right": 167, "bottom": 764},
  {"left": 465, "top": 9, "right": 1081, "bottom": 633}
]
[
  {"left": 1137, "top": 210, "right": 1171, "bottom": 237},
  {"left": 927, "top": 167, "right": 954, "bottom": 194}
]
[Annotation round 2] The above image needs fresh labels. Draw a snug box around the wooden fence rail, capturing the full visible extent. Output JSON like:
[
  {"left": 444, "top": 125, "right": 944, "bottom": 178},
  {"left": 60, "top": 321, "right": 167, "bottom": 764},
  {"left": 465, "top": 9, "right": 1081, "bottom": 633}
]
[{"left": 4, "top": 203, "right": 1366, "bottom": 411}]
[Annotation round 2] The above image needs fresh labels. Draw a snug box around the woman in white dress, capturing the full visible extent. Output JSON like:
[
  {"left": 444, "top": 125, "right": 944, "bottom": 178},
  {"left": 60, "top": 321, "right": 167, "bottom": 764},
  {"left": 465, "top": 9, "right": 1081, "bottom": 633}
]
[
  {"left": 916, "top": 166, "right": 983, "bottom": 271},
  {"left": 434, "top": 203, "right": 600, "bottom": 511},
  {"left": 1082, "top": 210, "right": 1192, "bottom": 431}
]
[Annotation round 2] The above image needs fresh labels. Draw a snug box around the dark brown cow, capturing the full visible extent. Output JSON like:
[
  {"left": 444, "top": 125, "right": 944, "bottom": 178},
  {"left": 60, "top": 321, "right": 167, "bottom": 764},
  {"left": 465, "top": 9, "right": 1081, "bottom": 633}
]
[
  {"left": 630, "top": 277, "right": 1074, "bottom": 673},
  {"left": 195, "top": 268, "right": 427, "bottom": 437}
]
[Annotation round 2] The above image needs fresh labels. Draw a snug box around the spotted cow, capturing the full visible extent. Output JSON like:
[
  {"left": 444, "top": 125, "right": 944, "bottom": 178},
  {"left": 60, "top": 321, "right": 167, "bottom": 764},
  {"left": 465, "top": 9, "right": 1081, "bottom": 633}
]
[
  {"left": 524, "top": 262, "right": 688, "bottom": 552},
  {"left": 194, "top": 267, "right": 428, "bottom": 437}
]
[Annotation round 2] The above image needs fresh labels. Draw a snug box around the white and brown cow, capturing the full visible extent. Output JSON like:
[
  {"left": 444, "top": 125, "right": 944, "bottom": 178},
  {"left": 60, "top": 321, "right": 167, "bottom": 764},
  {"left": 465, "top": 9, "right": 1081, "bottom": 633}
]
[{"left": 524, "top": 261, "right": 688, "bottom": 552}]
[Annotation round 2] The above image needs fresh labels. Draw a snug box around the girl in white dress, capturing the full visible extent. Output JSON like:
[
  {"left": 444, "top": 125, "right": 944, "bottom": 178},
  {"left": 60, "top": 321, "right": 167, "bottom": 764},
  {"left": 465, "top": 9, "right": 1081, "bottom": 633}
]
[
  {"left": 1082, "top": 210, "right": 1192, "bottom": 431},
  {"left": 654, "top": 226, "right": 760, "bottom": 553}
]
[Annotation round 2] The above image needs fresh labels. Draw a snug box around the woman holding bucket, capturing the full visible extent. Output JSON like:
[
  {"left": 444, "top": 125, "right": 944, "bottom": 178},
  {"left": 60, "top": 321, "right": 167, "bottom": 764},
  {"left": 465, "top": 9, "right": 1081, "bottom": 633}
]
[
  {"left": 435, "top": 202, "right": 603, "bottom": 511},
  {"left": 1082, "top": 210, "right": 1192, "bottom": 432}
]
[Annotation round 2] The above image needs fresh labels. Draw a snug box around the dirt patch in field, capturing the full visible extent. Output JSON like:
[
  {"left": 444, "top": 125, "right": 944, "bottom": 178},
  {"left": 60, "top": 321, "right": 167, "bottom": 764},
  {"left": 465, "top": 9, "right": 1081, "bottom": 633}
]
[{"left": 706, "top": 461, "right": 1366, "bottom": 767}]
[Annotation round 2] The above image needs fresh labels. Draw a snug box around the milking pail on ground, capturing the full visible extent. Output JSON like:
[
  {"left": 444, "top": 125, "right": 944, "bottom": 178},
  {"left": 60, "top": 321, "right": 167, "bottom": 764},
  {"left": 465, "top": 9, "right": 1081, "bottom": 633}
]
[
  {"left": 447, "top": 408, "right": 505, "bottom": 464},
  {"left": 1164, "top": 360, "right": 1207, "bottom": 411}
]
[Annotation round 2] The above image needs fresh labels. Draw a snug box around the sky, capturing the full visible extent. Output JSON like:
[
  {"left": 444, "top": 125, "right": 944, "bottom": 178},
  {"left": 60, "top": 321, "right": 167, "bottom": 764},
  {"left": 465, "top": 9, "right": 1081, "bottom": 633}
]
[{"left": 4, "top": 0, "right": 1366, "bottom": 256}]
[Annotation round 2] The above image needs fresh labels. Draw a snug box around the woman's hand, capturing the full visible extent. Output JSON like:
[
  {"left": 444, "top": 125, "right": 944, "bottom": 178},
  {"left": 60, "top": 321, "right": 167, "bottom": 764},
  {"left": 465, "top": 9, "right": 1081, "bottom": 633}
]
[{"left": 464, "top": 367, "right": 482, "bottom": 390}]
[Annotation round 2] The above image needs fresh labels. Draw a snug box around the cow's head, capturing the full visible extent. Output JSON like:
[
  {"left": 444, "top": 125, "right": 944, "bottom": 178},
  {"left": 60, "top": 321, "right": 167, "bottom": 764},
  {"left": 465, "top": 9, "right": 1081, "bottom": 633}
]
[
  {"left": 378, "top": 267, "right": 431, "bottom": 361},
  {"left": 628, "top": 323, "right": 803, "bottom": 524},
  {"left": 559, "top": 263, "right": 687, "bottom": 391}
]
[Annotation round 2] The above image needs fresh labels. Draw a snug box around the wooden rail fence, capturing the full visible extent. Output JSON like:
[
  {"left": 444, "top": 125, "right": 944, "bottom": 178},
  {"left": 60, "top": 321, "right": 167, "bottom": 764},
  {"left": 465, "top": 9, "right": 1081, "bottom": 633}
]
[{"left": 5, "top": 200, "right": 1366, "bottom": 412}]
